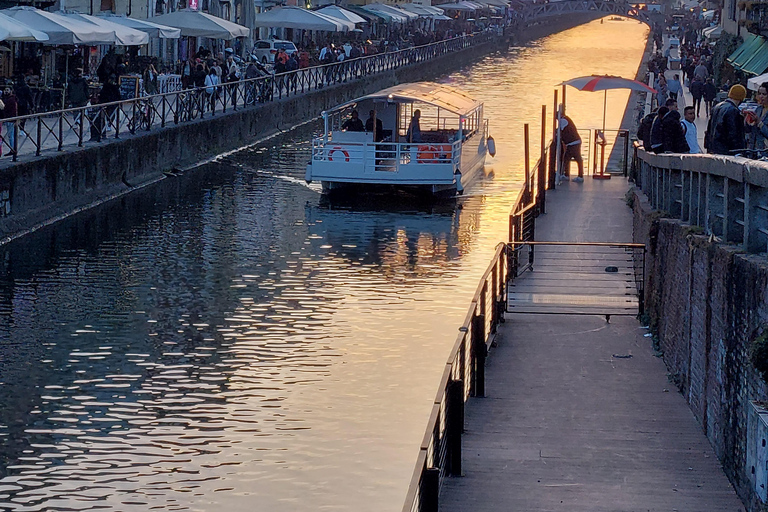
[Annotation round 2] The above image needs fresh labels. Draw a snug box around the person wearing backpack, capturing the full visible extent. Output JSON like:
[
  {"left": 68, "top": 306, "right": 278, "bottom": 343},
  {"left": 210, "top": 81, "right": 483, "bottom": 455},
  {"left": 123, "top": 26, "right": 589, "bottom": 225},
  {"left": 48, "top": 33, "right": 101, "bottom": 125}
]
[{"left": 637, "top": 108, "right": 658, "bottom": 151}]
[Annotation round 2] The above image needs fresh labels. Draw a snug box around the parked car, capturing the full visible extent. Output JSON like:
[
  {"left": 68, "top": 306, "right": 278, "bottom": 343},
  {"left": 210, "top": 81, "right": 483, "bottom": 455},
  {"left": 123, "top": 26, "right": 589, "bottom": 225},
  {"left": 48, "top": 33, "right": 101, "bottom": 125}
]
[{"left": 252, "top": 40, "right": 298, "bottom": 64}]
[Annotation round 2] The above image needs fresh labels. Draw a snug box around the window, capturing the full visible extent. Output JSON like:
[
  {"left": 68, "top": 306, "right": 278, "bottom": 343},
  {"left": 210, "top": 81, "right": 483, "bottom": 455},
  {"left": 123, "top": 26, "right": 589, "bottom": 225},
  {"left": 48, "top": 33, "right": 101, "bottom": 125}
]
[
  {"left": 730, "top": 0, "right": 737, "bottom": 21},
  {"left": 100, "top": 0, "right": 115, "bottom": 11}
]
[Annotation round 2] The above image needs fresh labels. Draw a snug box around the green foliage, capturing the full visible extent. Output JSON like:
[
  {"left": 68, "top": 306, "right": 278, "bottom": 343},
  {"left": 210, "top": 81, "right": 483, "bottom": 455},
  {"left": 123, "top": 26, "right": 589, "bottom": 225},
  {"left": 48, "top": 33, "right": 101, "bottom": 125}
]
[
  {"left": 750, "top": 330, "right": 768, "bottom": 383},
  {"left": 713, "top": 32, "right": 741, "bottom": 88}
]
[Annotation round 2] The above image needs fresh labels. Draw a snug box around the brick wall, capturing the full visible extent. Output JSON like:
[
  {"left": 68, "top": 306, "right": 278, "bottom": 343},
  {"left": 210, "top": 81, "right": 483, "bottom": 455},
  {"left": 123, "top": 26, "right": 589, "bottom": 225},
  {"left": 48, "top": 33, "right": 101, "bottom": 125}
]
[{"left": 633, "top": 187, "right": 768, "bottom": 511}]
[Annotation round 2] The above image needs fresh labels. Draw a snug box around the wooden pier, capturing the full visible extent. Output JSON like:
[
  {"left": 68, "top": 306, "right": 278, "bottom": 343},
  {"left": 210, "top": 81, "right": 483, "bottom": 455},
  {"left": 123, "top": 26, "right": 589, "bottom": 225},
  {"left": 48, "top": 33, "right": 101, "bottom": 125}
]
[{"left": 437, "top": 176, "right": 745, "bottom": 511}]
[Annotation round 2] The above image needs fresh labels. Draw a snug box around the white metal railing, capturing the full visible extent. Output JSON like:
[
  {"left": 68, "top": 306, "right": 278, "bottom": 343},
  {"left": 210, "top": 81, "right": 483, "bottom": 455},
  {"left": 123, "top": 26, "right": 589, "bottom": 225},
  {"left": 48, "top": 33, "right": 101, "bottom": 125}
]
[
  {"left": 311, "top": 139, "right": 461, "bottom": 173},
  {"left": 0, "top": 30, "right": 499, "bottom": 163}
]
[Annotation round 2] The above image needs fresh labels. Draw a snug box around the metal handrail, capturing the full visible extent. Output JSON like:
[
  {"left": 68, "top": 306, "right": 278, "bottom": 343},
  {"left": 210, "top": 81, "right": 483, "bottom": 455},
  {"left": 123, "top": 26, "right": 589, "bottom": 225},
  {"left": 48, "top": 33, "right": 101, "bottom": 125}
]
[
  {"left": 400, "top": 241, "right": 510, "bottom": 512},
  {"left": 0, "top": 29, "right": 499, "bottom": 163}
]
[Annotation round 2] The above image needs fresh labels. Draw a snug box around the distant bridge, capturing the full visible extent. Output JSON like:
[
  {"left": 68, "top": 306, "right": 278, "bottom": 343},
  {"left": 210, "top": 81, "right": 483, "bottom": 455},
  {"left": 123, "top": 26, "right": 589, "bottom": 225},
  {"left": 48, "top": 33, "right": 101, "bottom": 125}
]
[{"left": 518, "top": 1, "right": 653, "bottom": 25}]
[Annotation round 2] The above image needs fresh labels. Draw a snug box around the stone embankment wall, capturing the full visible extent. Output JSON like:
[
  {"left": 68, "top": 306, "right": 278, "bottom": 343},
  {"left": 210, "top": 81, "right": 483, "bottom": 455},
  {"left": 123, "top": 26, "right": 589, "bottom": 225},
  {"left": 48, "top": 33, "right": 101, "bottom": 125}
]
[
  {"left": 0, "top": 15, "right": 597, "bottom": 243},
  {"left": 633, "top": 188, "right": 768, "bottom": 512}
]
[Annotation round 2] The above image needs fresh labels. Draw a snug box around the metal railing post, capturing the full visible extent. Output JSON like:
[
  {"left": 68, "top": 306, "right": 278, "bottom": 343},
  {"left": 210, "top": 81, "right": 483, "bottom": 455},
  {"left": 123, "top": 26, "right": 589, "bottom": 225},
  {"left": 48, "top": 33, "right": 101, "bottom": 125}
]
[
  {"left": 12, "top": 122, "right": 18, "bottom": 162},
  {"left": 58, "top": 114, "right": 63, "bottom": 151},
  {"left": 421, "top": 468, "right": 440, "bottom": 512},
  {"left": 471, "top": 313, "right": 486, "bottom": 397},
  {"left": 447, "top": 379, "right": 463, "bottom": 477},
  {"left": 36, "top": 116, "right": 42, "bottom": 155}
]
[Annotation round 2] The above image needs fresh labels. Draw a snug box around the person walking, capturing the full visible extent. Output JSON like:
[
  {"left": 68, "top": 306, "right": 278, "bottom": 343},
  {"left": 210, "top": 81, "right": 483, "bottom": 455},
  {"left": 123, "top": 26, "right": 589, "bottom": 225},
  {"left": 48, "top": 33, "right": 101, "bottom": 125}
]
[
  {"left": 705, "top": 84, "right": 746, "bottom": 155},
  {"left": 1, "top": 87, "right": 17, "bottom": 155},
  {"left": 690, "top": 77, "right": 704, "bottom": 117},
  {"left": 204, "top": 67, "right": 219, "bottom": 113},
  {"left": 703, "top": 78, "right": 717, "bottom": 117},
  {"left": 681, "top": 106, "right": 700, "bottom": 153},
  {"left": 67, "top": 68, "right": 89, "bottom": 126}
]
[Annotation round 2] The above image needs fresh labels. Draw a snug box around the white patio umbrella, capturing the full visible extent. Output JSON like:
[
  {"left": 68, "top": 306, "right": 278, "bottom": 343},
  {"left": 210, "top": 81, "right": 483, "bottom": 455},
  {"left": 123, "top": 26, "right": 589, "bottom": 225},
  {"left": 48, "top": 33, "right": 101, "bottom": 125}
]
[
  {"left": 59, "top": 12, "right": 149, "bottom": 46},
  {"left": 1, "top": 6, "right": 115, "bottom": 45},
  {"left": 316, "top": 5, "right": 367, "bottom": 25},
  {"left": 254, "top": 6, "right": 355, "bottom": 31},
  {"left": 152, "top": 10, "right": 250, "bottom": 39},
  {"left": 0, "top": 11, "right": 49, "bottom": 42},
  {"left": 95, "top": 14, "right": 181, "bottom": 39}
]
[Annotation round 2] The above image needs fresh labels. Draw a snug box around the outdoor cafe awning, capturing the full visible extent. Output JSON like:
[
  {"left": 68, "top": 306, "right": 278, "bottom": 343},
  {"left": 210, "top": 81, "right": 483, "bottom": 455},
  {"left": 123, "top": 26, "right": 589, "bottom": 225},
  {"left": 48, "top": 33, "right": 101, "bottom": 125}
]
[
  {"left": 95, "top": 14, "right": 181, "bottom": 39},
  {"left": 728, "top": 32, "right": 768, "bottom": 76},
  {"left": 0, "top": 11, "right": 48, "bottom": 42},
  {"left": 152, "top": 9, "right": 250, "bottom": 39},
  {"left": 748, "top": 71, "right": 768, "bottom": 91},
  {"left": 1, "top": 6, "right": 114, "bottom": 45},
  {"left": 434, "top": 2, "right": 478, "bottom": 11},
  {"left": 60, "top": 12, "right": 149, "bottom": 46},
  {"left": 316, "top": 6, "right": 367, "bottom": 25},
  {"left": 254, "top": 6, "right": 355, "bottom": 31}
]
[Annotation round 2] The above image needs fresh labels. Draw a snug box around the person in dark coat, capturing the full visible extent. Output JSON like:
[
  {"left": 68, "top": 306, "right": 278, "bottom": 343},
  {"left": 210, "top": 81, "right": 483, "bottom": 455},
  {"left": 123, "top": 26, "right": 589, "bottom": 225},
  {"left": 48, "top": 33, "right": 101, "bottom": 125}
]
[
  {"left": 366, "top": 110, "right": 384, "bottom": 142},
  {"left": 706, "top": 84, "right": 746, "bottom": 155},
  {"left": 703, "top": 78, "right": 717, "bottom": 117},
  {"left": 67, "top": 68, "right": 89, "bottom": 108},
  {"left": 659, "top": 99, "right": 689, "bottom": 153},
  {"left": 13, "top": 76, "right": 32, "bottom": 130},
  {"left": 689, "top": 77, "right": 705, "bottom": 117},
  {"left": 649, "top": 105, "right": 668, "bottom": 153},
  {"left": 91, "top": 75, "right": 120, "bottom": 141}
]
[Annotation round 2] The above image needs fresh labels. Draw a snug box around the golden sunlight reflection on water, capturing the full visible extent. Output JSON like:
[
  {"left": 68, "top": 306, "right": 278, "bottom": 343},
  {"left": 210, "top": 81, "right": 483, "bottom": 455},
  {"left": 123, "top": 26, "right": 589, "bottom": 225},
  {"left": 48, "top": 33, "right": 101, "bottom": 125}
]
[{"left": 0, "top": 18, "right": 648, "bottom": 512}]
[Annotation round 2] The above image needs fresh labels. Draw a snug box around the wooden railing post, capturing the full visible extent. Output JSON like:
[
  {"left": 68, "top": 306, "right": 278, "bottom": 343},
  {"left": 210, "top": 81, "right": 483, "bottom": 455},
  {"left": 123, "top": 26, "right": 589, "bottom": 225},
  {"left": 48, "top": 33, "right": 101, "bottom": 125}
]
[{"left": 447, "top": 379, "right": 464, "bottom": 476}]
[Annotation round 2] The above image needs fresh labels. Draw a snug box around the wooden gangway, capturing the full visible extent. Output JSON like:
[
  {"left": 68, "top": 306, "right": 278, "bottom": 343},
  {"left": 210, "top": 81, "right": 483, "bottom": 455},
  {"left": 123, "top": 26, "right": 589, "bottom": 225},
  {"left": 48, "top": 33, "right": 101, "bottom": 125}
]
[{"left": 436, "top": 176, "right": 744, "bottom": 511}]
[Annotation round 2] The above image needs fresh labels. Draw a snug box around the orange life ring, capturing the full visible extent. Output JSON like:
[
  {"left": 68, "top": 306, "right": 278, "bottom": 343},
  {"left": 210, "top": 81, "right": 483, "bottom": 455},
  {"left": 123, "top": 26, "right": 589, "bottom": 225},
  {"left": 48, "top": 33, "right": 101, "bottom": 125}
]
[
  {"left": 417, "top": 145, "right": 440, "bottom": 164},
  {"left": 328, "top": 146, "right": 350, "bottom": 162}
]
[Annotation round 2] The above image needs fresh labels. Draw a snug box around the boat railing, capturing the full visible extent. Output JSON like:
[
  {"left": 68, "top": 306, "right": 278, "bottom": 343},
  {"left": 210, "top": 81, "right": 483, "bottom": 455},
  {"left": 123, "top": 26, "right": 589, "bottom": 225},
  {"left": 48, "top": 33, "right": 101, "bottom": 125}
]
[{"left": 311, "top": 138, "right": 462, "bottom": 170}]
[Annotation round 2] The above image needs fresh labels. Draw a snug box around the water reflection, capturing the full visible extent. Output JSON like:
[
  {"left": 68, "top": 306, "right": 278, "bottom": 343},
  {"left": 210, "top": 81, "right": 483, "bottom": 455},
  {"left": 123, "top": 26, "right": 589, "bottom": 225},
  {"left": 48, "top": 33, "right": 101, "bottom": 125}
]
[{"left": 0, "top": 18, "right": 648, "bottom": 512}]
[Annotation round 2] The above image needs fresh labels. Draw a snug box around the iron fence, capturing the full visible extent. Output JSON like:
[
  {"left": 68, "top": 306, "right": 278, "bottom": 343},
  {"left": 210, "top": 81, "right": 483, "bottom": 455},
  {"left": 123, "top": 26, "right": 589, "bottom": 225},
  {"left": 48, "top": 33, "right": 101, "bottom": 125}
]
[{"left": 0, "top": 30, "right": 498, "bottom": 163}]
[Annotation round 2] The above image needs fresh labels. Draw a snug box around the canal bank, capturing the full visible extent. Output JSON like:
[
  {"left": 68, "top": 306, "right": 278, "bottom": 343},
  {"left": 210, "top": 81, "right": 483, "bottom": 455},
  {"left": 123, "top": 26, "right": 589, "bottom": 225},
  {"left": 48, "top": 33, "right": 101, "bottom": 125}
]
[{"left": 0, "top": 14, "right": 599, "bottom": 245}]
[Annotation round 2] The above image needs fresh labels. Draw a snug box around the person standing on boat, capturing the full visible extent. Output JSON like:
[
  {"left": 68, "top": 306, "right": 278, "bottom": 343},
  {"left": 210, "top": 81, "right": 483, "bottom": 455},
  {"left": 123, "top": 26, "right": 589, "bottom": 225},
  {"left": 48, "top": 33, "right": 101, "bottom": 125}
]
[
  {"left": 342, "top": 110, "right": 364, "bottom": 131},
  {"left": 558, "top": 110, "right": 584, "bottom": 182},
  {"left": 366, "top": 110, "right": 384, "bottom": 142},
  {"left": 406, "top": 109, "right": 422, "bottom": 143}
]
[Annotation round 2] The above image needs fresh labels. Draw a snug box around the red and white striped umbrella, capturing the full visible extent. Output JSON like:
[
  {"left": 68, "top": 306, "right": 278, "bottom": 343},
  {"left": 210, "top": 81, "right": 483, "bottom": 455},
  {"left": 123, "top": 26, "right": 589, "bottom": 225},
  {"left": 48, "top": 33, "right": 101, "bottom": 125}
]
[{"left": 560, "top": 75, "right": 657, "bottom": 93}]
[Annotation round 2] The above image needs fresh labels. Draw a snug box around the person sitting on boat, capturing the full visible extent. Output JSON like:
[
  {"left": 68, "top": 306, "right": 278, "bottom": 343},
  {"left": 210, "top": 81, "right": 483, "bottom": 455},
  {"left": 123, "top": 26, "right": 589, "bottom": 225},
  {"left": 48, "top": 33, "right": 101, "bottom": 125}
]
[
  {"left": 342, "top": 110, "right": 365, "bottom": 132},
  {"left": 366, "top": 110, "right": 384, "bottom": 142},
  {"left": 406, "top": 109, "right": 422, "bottom": 143}
]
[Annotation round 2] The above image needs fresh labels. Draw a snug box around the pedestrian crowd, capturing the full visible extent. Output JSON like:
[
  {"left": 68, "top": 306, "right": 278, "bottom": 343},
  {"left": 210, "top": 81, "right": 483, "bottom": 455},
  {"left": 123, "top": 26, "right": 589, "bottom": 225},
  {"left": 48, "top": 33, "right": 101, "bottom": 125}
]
[{"left": 637, "top": 15, "right": 768, "bottom": 157}]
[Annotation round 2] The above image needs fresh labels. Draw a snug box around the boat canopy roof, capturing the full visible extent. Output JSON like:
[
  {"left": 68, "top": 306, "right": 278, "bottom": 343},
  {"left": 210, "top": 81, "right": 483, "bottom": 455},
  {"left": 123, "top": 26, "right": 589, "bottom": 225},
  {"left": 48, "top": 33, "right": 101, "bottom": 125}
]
[{"left": 330, "top": 82, "right": 482, "bottom": 117}]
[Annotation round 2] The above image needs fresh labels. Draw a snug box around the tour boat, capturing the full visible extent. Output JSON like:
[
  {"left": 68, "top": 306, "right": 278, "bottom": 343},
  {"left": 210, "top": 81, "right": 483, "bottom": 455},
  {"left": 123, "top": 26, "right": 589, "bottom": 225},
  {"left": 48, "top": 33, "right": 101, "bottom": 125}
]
[{"left": 305, "top": 82, "right": 493, "bottom": 197}]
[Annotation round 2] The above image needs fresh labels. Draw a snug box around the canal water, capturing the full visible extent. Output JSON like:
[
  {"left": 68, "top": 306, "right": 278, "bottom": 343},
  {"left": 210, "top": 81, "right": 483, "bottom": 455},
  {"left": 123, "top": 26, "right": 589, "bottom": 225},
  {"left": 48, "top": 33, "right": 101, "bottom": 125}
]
[{"left": 0, "top": 19, "right": 648, "bottom": 512}]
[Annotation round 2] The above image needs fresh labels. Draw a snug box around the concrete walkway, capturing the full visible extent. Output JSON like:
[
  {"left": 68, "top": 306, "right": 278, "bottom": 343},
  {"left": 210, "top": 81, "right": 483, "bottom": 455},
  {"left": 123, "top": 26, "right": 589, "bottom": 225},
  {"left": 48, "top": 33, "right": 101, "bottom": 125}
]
[{"left": 438, "top": 177, "right": 745, "bottom": 511}]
